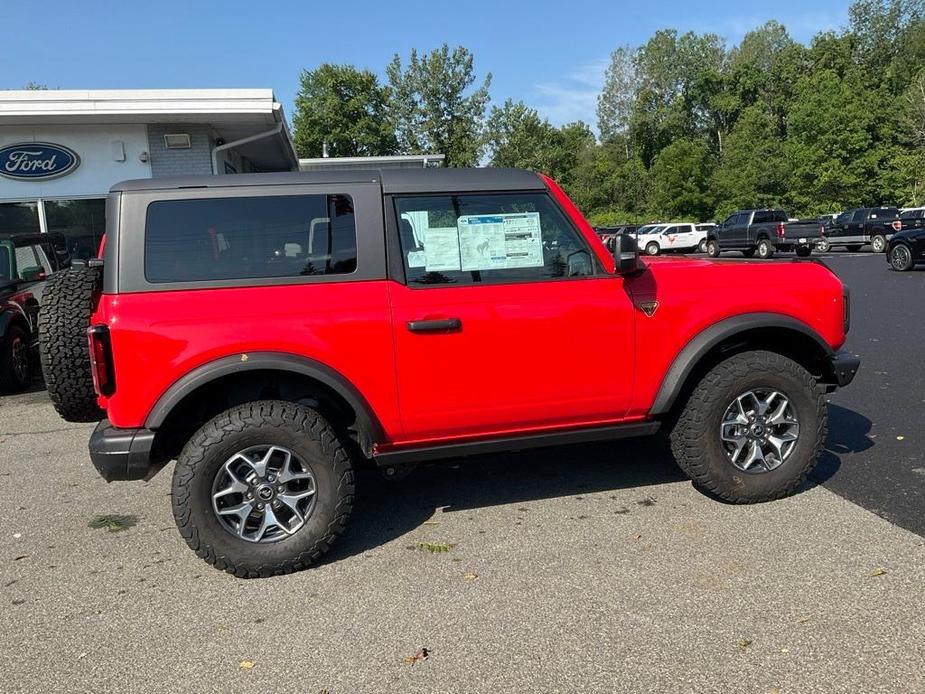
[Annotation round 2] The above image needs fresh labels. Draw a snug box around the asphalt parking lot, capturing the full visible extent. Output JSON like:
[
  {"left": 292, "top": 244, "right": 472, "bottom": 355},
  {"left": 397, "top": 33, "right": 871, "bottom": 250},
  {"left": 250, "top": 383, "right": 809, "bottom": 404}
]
[{"left": 2, "top": 250, "right": 924, "bottom": 694}]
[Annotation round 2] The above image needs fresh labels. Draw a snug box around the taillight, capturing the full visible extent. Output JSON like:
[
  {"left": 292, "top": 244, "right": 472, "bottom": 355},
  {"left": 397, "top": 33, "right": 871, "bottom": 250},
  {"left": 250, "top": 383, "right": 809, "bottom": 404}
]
[
  {"left": 892, "top": 220, "right": 902, "bottom": 231},
  {"left": 777, "top": 222, "right": 785, "bottom": 239},
  {"left": 87, "top": 325, "right": 115, "bottom": 397}
]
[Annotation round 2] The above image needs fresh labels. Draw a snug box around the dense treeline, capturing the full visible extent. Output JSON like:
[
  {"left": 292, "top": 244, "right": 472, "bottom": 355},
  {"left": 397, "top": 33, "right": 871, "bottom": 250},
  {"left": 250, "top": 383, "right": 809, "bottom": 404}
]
[{"left": 292, "top": 0, "right": 925, "bottom": 224}]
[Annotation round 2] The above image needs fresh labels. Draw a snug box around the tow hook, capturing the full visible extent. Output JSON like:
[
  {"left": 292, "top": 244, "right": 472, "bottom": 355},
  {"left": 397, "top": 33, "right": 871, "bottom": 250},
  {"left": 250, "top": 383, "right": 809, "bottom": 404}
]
[{"left": 380, "top": 462, "right": 418, "bottom": 481}]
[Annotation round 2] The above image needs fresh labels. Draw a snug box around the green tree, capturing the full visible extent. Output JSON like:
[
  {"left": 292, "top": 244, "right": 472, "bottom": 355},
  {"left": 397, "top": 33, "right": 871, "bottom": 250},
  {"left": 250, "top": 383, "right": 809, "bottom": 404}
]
[
  {"left": 648, "top": 138, "right": 714, "bottom": 220},
  {"left": 597, "top": 46, "right": 637, "bottom": 145},
  {"left": 292, "top": 64, "right": 396, "bottom": 158},
  {"left": 386, "top": 44, "right": 491, "bottom": 166}
]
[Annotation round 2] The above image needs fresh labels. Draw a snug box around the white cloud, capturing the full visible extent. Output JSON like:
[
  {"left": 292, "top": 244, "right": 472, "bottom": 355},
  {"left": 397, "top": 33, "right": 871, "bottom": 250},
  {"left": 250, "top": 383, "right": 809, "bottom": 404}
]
[{"left": 533, "top": 58, "right": 608, "bottom": 130}]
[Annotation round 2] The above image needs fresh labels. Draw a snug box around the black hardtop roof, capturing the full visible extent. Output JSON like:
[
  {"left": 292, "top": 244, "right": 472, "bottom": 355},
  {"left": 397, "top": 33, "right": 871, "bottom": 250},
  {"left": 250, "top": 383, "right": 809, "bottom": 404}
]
[{"left": 109, "top": 167, "right": 546, "bottom": 195}]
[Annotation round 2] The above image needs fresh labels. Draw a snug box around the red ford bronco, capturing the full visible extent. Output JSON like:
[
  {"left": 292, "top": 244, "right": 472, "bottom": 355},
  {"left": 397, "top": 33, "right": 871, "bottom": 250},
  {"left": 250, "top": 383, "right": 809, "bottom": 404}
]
[{"left": 39, "top": 168, "right": 859, "bottom": 577}]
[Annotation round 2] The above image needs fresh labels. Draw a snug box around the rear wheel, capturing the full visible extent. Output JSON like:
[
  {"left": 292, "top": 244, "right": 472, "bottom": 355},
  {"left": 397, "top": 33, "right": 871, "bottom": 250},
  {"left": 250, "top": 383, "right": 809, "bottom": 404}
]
[
  {"left": 756, "top": 239, "right": 775, "bottom": 259},
  {"left": 871, "top": 234, "right": 886, "bottom": 253},
  {"left": 889, "top": 243, "right": 914, "bottom": 271},
  {"left": 0, "top": 325, "right": 32, "bottom": 393},
  {"left": 38, "top": 265, "right": 104, "bottom": 422},
  {"left": 171, "top": 400, "right": 354, "bottom": 577},
  {"left": 645, "top": 241, "right": 660, "bottom": 256},
  {"left": 706, "top": 240, "right": 721, "bottom": 258},
  {"left": 815, "top": 239, "right": 831, "bottom": 253},
  {"left": 669, "top": 350, "right": 826, "bottom": 503},
  {"left": 697, "top": 238, "right": 708, "bottom": 254},
  {"left": 795, "top": 246, "right": 812, "bottom": 258}
]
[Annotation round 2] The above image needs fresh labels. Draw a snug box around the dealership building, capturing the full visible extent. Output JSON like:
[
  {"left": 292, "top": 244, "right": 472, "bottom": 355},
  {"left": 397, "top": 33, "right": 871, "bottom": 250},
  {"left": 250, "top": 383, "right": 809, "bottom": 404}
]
[{"left": 0, "top": 89, "right": 442, "bottom": 260}]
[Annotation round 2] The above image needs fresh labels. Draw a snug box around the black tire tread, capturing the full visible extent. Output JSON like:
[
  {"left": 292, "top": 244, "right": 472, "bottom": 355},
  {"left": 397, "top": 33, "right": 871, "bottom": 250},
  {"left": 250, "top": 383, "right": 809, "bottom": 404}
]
[
  {"left": 38, "top": 266, "right": 104, "bottom": 422},
  {"left": 669, "top": 350, "right": 826, "bottom": 504},
  {"left": 171, "top": 400, "right": 354, "bottom": 578}
]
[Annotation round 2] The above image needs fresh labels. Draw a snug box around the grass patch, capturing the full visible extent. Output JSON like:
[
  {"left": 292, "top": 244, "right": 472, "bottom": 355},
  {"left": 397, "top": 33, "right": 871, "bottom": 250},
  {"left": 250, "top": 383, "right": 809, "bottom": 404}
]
[
  {"left": 88, "top": 514, "right": 138, "bottom": 533},
  {"left": 416, "top": 541, "right": 455, "bottom": 553}
]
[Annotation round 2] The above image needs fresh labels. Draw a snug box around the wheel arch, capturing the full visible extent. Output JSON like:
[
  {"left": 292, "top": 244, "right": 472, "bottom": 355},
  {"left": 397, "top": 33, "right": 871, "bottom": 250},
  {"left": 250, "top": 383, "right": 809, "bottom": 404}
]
[
  {"left": 0, "top": 308, "right": 31, "bottom": 340},
  {"left": 650, "top": 313, "right": 835, "bottom": 416},
  {"left": 146, "top": 352, "right": 385, "bottom": 458}
]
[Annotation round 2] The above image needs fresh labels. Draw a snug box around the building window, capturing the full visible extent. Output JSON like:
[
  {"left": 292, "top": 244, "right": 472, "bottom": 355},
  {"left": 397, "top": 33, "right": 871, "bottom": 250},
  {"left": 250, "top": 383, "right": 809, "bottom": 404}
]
[
  {"left": 44, "top": 198, "right": 106, "bottom": 261},
  {"left": 0, "top": 201, "right": 41, "bottom": 235}
]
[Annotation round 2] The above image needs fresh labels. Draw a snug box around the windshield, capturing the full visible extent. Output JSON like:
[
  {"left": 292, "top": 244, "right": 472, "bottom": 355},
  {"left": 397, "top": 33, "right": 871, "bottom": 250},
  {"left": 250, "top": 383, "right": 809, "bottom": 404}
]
[
  {"left": 900, "top": 209, "right": 923, "bottom": 219},
  {"left": 637, "top": 225, "right": 664, "bottom": 235}
]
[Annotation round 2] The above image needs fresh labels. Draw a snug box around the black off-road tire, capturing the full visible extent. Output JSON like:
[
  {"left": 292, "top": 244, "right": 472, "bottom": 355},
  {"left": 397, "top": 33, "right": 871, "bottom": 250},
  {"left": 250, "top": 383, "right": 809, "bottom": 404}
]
[
  {"left": 706, "top": 240, "right": 721, "bottom": 258},
  {"left": 669, "top": 350, "right": 826, "bottom": 504},
  {"left": 795, "top": 246, "right": 812, "bottom": 258},
  {"left": 756, "top": 238, "right": 775, "bottom": 259},
  {"left": 0, "top": 324, "right": 32, "bottom": 393},
  {"left": 38, "top": 265, "right": 104, "bottom": 422},
  {"left": 172, "top": 401, "right": 354, "bottom": 578}
]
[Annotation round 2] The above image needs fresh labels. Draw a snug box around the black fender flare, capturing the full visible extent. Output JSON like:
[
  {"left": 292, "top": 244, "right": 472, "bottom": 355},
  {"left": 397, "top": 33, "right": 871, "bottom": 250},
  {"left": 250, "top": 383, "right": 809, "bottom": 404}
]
[
  {"left": 0, "top": 305, "right": 31, "bottom": 340},
  {"left": 649, "top": 313, "right": 834, "bottom": 415},
  {"left": 144, "top": 352, "right": 385, "bottom": 453}
]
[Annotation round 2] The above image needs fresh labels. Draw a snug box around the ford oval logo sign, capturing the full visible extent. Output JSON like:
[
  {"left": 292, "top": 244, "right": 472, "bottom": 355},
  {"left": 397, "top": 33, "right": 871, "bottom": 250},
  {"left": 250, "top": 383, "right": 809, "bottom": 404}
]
[{"left": 0, "top": 142, "right": 80, "bottom": 180}]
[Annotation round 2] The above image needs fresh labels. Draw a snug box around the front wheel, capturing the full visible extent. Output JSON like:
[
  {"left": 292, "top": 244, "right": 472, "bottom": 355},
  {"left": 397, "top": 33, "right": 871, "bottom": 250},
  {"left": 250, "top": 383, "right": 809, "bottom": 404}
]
[
  {"left": 815, "top": 239, "right": 831, "bottom": 253},
  {"left": 795, "top": 246, "right": 812, "bottom": 258},
  {"left": 889, "top": 243, "right": 914, "bottom": 271},
  {"left": 669, "top": 350, "right": 826, "bottom": 503},
  {"left": 706, "top": 240, "right": 721, "bottom": 258},
  {"left": 871, "top": 234, "right": 886, "bottom": 253},
  {"left": 756, "top": 239, "right": 775, "bottom": 259},
  {"left": 697, "top": 238, "right": 708, "bottom": 254},
  {"left": 172, "top": 400, "right": 354, "bottom": 577},
  {"left": 645, "top": 242, "right": 660, "bottom": 256}
]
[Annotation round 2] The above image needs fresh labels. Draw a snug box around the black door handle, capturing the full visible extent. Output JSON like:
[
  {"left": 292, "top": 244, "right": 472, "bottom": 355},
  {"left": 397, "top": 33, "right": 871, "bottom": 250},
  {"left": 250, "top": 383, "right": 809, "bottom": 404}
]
[{"left": 407, "top": 318, "right": 462, "bottom": 333}]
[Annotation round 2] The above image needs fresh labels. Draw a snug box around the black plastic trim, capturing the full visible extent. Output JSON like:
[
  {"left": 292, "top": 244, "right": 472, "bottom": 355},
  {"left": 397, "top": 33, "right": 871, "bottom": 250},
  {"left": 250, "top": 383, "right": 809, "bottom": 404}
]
[
  {"left": 89, "top": 419, "right": 156, "bottom": 482},
  {"left": 144, "top": 352, "right": 384, "bottom": 455},
  {"left": 649, "top": 313, "right": 835, "bottom": 415},
  {"left": 826, "top": 350, "right": 860, "bottom": 387},
  {"left": 374, "top": 421, "right": 660, "bottom": 465}
]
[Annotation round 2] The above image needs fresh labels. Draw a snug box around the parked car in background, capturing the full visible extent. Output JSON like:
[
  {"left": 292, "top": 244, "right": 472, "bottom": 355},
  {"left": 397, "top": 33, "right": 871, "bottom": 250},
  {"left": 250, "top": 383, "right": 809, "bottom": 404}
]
[
  {"left": 706, "top": 209, "right": 824, "bottom": 259},
  {"left": 637, "top": 223, "right": 706, "bottom": 255},
  {"left": 0, "top": 233, "right": 69, "bottom": 391},
  {"left": 886, "top": 208, "right": 925, "bottom": 271},
  {"left": 819, "top": 207, "right": 901, "bottom": 253},
  {"left": 695, "top": 222, "right": 716, "bottom": 234},
  {"left": 595, "top": 224, "right": 639, "bottom": 252}
]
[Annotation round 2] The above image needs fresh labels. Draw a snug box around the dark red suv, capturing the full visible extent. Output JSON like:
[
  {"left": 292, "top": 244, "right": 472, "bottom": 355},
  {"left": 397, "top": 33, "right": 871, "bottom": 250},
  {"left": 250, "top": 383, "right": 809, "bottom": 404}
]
[{"left": 40, "top": 168, "right": 859, "bottom": 577}]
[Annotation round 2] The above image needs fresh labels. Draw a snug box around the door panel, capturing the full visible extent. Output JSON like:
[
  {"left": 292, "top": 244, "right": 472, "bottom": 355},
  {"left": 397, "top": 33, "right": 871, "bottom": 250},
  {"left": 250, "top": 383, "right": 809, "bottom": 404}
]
[{"left": 388, "top": 278, "right": 635, "bottom": 441}]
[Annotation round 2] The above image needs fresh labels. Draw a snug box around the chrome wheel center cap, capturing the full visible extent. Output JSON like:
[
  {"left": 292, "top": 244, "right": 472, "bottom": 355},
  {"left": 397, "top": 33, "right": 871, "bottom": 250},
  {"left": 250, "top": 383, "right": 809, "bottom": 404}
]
[{"left": 255, "top": 484, "right": 275, "bottom": 501}]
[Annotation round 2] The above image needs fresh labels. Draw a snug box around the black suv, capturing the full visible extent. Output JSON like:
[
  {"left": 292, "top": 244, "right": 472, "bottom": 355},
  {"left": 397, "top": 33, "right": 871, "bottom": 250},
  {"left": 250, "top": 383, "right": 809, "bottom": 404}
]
[
  {"left": 0, "top": 233, "right": 69, "bottom": 391},
  {"left": 886, "top": 209, "right": 925, "bottom": 271}
]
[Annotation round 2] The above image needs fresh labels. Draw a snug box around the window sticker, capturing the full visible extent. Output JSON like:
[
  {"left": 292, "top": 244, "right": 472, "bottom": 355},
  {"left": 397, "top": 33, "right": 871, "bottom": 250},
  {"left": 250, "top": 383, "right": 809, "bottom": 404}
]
[
  {"left": 423, "top": 227, "right": 462, "bottom": 272},
  {"left": 457, "top": 212, "right": 543, "bottom": 271},
  {"left": 407, "top": 250, "right": 426, "bottom": 268}
]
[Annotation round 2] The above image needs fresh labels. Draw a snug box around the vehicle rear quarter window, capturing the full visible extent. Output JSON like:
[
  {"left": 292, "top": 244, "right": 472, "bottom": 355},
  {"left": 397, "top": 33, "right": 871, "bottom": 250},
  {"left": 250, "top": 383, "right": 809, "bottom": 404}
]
[
  {"left": 868, "top": 208, "right": 899, "bottom": 219},
  {"left": 394, "top": 192, "right": 596, "bottom": 286},
  {"left": 144, "top": 194, "right": 357, "bottom": 283},
  {"left": 753, "top": 211, "right": 771, "bottom": 224}
]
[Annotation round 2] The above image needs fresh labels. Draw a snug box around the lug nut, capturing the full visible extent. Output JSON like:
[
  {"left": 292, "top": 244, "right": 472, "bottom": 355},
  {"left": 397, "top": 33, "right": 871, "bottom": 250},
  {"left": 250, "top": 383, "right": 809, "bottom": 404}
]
[
  {"left": 268, "top": 475, "right": 276, "bottom": 482},
  {"left": 246, "top": 492, "right": 253, "bottom": 499},
  {"left": 257, "top": 502, "right": 264, "bottom": 510},
  {"left": 277, "top": 486, "right": 283, "bottom": 492}
]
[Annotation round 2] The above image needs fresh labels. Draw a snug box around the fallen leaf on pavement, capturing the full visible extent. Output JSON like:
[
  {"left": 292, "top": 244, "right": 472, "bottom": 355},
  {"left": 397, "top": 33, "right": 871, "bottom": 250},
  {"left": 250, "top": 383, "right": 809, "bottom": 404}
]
[
  {"left": 896, "top": 435, "right": 905, "bottom": 441},
  {"left": 464, "top": 571, "right": 478, "bottom": 581},
  {"left": 239, "top": 660, "right": 256, "bottom": 669},
  {"left": 870, "top": 568, "right": 887, "bottom": 577},
  {"left": 736, "top": 638, "right": 752, "bottom": 651},
  {"left": 417, "top": 542, "right": 455, "bottom": 553},
  {"left": 403, "top": 647, "right": 429, "bottom": 665},
  {"left": 797, "top": 617, "right": 811, "bottom": 624}
]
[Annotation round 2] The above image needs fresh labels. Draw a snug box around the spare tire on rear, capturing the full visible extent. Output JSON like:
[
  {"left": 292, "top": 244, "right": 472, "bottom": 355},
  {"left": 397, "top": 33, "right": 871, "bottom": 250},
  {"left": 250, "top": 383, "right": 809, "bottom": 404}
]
[{"left": 39, "top": 264, "right": 104, "bottom": 422}]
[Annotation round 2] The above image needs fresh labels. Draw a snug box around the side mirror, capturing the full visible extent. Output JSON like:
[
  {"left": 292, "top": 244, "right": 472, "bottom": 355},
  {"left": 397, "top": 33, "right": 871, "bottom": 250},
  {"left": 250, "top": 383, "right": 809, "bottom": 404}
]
[
  {"left": 19, "top": 266, "right": 46, "bottom": 282},
  {"left": 614, "top": 233, "right": 640, "bottom": 275}
]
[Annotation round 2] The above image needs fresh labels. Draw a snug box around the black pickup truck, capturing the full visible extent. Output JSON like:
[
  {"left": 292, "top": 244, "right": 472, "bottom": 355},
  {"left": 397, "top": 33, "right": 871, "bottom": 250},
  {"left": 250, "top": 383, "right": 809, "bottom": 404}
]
[
  {"left": 705, "top": 209, "right": 825, "bottom": 259},
  {"left": 817, "top": 207, "right": 901, "bottom": 253}
]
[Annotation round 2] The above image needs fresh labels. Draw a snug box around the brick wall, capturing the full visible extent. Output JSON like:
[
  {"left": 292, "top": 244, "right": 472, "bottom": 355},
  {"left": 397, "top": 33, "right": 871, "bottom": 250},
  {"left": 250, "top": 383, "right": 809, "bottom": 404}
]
[{"left": 146, "top": 124, "right": 215, "bottom": 177}]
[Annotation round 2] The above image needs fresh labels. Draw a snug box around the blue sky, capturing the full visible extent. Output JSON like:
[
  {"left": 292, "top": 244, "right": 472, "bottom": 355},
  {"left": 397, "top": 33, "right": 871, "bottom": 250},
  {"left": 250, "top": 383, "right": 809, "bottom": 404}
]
[{"left": 1, "top": 0, "right": 851, "bottom": 129}]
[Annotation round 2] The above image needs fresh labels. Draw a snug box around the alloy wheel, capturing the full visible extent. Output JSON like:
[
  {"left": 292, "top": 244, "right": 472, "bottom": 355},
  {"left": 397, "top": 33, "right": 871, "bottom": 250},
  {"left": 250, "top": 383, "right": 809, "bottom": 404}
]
[
  {"left": 719, "top": 389, "right": 800, "bottom": 473},
  {"left": 211, "top": 445, "right": 317, "bottom": 543},
  {"left": 871, "top": 235, "right": 886, "bottom": 253},
  {"left": 891, "top": 244, "right": 912, "bottom": 271},
  {"left": 10, "top": 336, "right": 28, "bottom": 384}
]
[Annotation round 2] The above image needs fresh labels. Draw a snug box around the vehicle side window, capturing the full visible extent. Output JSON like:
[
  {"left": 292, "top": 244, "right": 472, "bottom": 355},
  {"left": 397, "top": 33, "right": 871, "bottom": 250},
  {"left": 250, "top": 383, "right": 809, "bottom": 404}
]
[
  {"left": 722, "top": 215, "right": 737, "bottom": 227},
  {"left": 773, "top": 210, "right": 788, "bottom": 222},
  {"left": 851, "top": 209, "right": 868, "bottom": 222},
  {"left": 0, "top": 245, "right": 10, "bottom": 281},
  {"left": 753, "top": 211, "right": 771, "bottom": 224},
  {"left": 14, "top": 244, "right": 39, "bottom": 279},
  {"left": 144, "top": 194, "right": 357, "bottom": 283},
  {"left": 394, "top": 192, "right": 595, "bottom": 287},
  {"left": 835, "top": 212, "right": 851, "bottom": 225}
]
